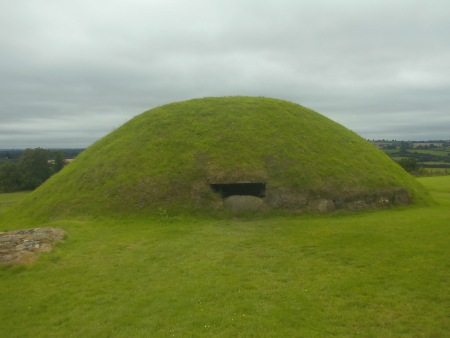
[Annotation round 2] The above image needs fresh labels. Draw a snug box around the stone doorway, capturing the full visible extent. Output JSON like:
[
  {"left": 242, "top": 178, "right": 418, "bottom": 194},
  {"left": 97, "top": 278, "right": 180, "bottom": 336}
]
[{"left": 210, "top": 182, "right": 266, "bottom": 198}]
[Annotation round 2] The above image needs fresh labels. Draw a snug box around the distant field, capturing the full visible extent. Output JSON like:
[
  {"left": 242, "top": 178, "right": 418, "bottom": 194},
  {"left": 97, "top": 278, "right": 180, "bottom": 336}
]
[
  {"left": 413, "top": 149, "right": 449, "bottom": 156},
  {"left": 0, "top": 176, "right": 449, "bottom": 337},
  {"left": 422, "top": 167, "right": 450, "bottom": 175},
  {"left": 382, "top": 147, "right": 450, "bottom": 171}
]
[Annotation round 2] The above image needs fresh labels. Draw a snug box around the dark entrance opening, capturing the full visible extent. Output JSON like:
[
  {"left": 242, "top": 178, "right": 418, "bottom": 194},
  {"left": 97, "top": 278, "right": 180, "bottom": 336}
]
[{"left": 210, "top": 183, "right": 266, "bottom": 198}]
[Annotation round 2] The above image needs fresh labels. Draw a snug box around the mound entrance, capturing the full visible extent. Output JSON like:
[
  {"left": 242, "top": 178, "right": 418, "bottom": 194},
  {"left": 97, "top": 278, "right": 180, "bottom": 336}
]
[
  {"left": 209, "top": 182, "right": 267, "bottom": 213},
  {"left": 210, "top": 182, "right": 266, "bottom": 198}
]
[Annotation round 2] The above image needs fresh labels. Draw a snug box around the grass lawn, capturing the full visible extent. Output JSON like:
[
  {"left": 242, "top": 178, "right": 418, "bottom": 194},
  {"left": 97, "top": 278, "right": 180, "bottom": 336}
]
[
  {"left": 0, "top": 191, "right": 30, "bottom": 214},
  {"left": 0, "top": 177, "right": 449, "bottom": 337}
]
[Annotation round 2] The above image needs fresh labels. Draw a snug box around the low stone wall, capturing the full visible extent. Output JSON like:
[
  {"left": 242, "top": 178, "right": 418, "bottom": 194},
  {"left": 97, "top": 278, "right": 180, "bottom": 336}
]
[
  {"left": 0, "top": 228, "right": 64, "bottom": 264},
  {"left": 225, "top": 187, "right": 411, "bottom": 214}
]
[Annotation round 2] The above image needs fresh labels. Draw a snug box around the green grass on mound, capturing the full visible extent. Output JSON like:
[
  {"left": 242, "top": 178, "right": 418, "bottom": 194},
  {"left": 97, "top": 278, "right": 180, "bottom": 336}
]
[
  {"left": 4, "top": 97, "right": 429, "bottom": 223},
  {"left": 0, "top": 176, "right": 448, "bottom": 337}
]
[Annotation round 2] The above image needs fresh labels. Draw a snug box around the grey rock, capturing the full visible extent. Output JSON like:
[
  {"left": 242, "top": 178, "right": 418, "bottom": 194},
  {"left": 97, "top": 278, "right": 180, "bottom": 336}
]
[
  {"left": 308, "top": 199, "right": 336, "bottom": 213},
  {"left": 223, "top": 195, "right": 264, "bottom": 213},
  {"left": 0, "top": 228, "right": 64, "bottom": 264}
]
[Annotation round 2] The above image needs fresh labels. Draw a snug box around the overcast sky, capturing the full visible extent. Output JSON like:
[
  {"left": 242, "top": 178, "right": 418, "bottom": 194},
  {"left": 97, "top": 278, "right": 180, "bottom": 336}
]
[{"left": 1, "top": 0, "right": 449, "bottom": 148}]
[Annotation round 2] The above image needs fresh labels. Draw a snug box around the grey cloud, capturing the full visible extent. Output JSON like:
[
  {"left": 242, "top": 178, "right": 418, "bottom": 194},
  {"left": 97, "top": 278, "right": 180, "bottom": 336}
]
[{"left": 1, "top": 0, "right": 449, "bottom": 148}]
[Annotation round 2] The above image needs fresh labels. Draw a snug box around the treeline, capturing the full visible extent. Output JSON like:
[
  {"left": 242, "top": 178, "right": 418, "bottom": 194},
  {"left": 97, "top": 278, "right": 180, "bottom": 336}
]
[
  {"left": 396, "top": 150, "right": 450, "bottom": 167},
  {"left": 0, "top": 148, "right": 73, "bottom": 192},
  {"left": 0, "top": 148, "right": 84, "bottom": 163},
  {"left": 371, "top": 140, "right": 450, "bottom": 150}
]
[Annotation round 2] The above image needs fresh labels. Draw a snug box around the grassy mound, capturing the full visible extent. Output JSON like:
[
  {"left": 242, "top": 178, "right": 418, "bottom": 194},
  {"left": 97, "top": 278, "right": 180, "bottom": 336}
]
[{"left": 5, "top": 96, "right": 428, "bottom": 221}]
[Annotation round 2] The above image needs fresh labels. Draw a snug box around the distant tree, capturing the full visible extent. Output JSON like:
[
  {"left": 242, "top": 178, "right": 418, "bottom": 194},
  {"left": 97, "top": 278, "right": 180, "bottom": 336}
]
[
  {"left": 18, "top": 148, "right": 52, "bottom": 190},
  {"left": 51, "top": 151, "right": 65, "bottom": 174},
  {"left": 0, "top": 148, "right": 70, "bottom": 192},
  {"left": 0, "top": 163, "right": 21, "bottom": 192},
  {"left": 400, "top": 141, "right": 410, "bottom": 151},
  {"left": 398, "top": 158, "right": 418, "bottom": 173}
]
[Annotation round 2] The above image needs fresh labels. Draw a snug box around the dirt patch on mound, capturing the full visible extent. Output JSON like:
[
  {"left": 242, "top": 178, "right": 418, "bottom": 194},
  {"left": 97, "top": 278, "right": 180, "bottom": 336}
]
[{"left": 0, "top": 228, "right": 64, "bottom": 265}]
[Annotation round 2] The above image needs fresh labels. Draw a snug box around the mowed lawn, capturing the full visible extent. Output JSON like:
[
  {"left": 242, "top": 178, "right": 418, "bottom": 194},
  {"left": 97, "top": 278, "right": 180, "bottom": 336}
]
[
  {"left": 0, "top": 177, "right": 449, "bottom": 337},
  {"left": 0, "top": 191, "right": 29, "bottom": 213}
]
